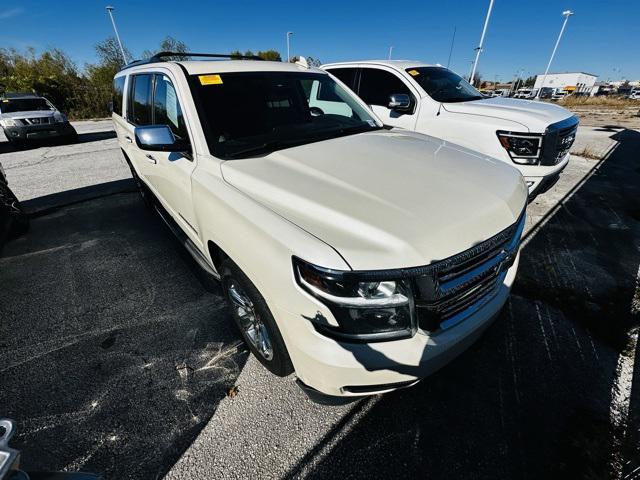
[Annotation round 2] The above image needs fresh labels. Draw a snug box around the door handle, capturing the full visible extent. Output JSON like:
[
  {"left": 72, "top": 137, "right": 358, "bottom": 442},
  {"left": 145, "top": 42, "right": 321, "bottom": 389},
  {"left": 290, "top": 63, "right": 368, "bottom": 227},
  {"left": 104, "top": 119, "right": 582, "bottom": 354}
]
[
  {"left": 145, "top": 154, "right": 157, "bottom": 164},
  {"left": 125, "top": 135, "right": 133, "bottom": 143}
]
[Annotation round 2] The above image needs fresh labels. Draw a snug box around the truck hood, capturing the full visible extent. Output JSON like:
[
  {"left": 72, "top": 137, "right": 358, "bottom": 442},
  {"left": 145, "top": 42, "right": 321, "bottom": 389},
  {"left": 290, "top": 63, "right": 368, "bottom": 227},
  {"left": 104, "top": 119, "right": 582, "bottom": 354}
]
[
  {"left": 0, "top": 110, "right": 56, "bottom": 120},
  {"left": 221, "top": 130, "right": 527, "bottom": 270},
  {"left": 442, "top": 97, "right": 573, "bottom": 132}
]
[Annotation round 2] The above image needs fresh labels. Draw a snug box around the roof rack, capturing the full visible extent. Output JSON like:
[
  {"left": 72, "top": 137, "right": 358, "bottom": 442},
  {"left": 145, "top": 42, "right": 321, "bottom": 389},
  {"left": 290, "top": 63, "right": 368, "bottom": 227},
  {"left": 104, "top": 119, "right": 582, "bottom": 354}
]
[{"left": 119, "top": 51, "right": 264, "bottom": 72}]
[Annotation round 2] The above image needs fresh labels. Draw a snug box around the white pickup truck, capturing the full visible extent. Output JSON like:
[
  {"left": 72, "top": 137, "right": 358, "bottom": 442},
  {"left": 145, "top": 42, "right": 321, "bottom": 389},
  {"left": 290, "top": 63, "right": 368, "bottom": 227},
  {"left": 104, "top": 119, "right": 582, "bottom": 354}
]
[
  {"left": 322, "top": 61, "right": 579, "bottom": 196},
  {"left": 112, "top": 53, "right": 527, "bottom": 402}
]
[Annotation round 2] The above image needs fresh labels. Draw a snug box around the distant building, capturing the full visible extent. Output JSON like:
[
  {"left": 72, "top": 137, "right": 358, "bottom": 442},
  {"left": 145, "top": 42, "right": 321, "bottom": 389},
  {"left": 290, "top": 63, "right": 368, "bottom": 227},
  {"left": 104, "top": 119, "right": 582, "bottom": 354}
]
[{"left": 534, "top": 72, "right": 598, "bottom": 95}]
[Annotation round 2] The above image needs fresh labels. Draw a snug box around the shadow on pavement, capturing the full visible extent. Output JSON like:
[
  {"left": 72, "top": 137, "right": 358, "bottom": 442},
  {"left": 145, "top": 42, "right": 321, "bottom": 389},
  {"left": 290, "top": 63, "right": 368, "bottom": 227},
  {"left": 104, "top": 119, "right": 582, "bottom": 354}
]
[
  {"left": 0, "top": 184, "right": 246, "bottom": 479},
  {"left": 0, "top": 130, "right": 115, "bottom": 154},
  {"left": 283, "top": 129, "right": 640, "bottom": 479}
]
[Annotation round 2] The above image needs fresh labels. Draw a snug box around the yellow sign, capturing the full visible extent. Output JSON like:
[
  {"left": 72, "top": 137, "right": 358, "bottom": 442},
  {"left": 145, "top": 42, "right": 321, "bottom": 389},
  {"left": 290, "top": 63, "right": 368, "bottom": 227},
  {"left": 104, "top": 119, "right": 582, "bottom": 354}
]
[
  {"left": 199, "top": 74, "right": 223, "bottom": 85},
  {"left": 408, "top": 69, "right": 420, "bottom": 76}
]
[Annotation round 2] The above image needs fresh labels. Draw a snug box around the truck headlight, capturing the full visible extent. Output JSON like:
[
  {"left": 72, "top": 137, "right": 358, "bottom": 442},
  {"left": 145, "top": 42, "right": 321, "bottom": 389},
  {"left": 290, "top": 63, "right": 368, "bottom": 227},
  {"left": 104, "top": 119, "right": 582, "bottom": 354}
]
[
  {"left": 0, "top": 119, "right": 17, "bottom": 127},
  {"left": 497, "top": 131, "right": 542, "bottom": 165},
  {"left": 293, "top": 257, "right": 415, "bottom": 342},
  {"left": 53, "top": 113, "right": 67, "bottom": 123}
]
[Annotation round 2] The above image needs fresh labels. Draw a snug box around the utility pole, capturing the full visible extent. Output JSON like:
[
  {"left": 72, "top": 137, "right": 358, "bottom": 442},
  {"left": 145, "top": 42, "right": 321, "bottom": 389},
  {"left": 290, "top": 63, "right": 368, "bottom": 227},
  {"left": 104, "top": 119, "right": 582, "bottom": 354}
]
[
  {"left": 388, "top": 46, "right": 393, "bottom": 60},
  {"left": 469, "top": 0, "right": 494, "bottom": 87},
  {"left": 286, "top": 31, "right": 294, "bottom": 62},
  {"left": 446, "top": 26, "right": 456, "bottom": 68},
  {"left": 536, "top": 10, "right": 574, "bottom": 99},
  {"left": 105, "top": 6, "right": 128, "bottom": 64}
]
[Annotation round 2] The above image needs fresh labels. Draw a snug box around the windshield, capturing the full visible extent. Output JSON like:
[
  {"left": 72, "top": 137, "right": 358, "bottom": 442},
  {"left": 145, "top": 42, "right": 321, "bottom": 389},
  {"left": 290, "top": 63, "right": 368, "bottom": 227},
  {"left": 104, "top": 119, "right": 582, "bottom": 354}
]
[
  {"left": 190, "top": 71, "right": 381, "bottom": 159},
  {"left": 0, "top": 97, "right": 53, "bottom": 113},
  {"left": 406, "top": 67, "right": 483, "bottom": 103}
]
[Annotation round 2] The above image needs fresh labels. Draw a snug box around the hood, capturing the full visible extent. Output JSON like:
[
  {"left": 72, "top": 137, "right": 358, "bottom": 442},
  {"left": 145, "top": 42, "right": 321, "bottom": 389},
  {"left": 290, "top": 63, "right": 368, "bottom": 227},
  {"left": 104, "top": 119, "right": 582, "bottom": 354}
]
[
  {"left": 0, "top": 110, "right": 56, "bottom": 120},
  {"left": 221, "top": 130, "right": 527, "bottom": 271},
  {"left": 442, "top": 97, "right": 573, "bottom": 132}
]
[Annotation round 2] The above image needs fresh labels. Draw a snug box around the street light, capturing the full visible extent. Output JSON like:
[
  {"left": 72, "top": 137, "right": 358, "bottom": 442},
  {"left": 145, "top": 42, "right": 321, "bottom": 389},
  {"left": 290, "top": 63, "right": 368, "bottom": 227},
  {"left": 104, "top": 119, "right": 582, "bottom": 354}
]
[
  {"left": 286, "top": 31, "right": 294, "bottom": 62},
  {"left": 536, "top": 10, "right": 574, "bottom": 99},
  {"left": 388, "top": 46, "right": 393, "bottom": 60},
  {"left": 469, "top": 0, "right": 495, "bottom": 87},
  {"left": 105, "top": 6, "right": 128, "bottom": 64}
]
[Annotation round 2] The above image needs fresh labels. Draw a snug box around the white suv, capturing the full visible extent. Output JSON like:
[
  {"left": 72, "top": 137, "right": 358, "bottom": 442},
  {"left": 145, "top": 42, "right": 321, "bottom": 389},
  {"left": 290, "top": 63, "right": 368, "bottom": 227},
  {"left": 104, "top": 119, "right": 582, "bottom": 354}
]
[
  {"left": 112, "top": 53, "right": 527, "bottom": 402},
  {"left": 322, "top": 61, "right": 579, "bottom": 197}
]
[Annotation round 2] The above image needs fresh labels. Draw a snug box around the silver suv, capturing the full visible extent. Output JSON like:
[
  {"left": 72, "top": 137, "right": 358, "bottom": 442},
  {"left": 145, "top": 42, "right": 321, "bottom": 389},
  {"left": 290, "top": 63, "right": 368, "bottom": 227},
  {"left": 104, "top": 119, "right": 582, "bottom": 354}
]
[{"left": 0, "top": 93, "right": 77, "bottom": 146}]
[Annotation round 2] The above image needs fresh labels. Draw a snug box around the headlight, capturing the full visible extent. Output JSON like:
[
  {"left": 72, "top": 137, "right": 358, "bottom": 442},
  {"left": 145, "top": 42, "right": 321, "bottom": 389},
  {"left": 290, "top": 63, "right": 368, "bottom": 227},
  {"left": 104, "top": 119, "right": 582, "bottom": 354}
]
[
  {"left": 0, "top": 119, "right": 16, "bottom": 127},
  {"left": 293, "top": 257, "right": 415, "bottom": 342},
  {"left": 53, "top": 112, "right": 67, "bottom": 123},
  {"left": 497, "top": 131, "right": 542, "bottom": 165}
]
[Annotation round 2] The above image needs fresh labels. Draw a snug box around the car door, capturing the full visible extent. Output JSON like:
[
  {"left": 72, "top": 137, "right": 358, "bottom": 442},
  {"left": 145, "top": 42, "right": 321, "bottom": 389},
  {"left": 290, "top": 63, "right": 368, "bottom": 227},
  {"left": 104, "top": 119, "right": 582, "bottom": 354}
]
[
  {"left": 123, "top": 73, "right": 156, "bottom": 185},
  {"left": 147, "top": 72, "right": 199, "bottom": 244},
  {"left": 356, "top": 67, "right": 419, "bottom": 130}
]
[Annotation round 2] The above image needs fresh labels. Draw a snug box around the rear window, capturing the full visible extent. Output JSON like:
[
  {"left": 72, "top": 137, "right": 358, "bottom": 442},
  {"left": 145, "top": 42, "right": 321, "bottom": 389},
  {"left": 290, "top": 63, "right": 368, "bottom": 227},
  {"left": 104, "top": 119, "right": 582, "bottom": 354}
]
[
  {"left": 113, "top": 76, "right": 125, "bottom": 116},
  {"left": 128, "top": 74, "right": 153, "bottom": 125}
]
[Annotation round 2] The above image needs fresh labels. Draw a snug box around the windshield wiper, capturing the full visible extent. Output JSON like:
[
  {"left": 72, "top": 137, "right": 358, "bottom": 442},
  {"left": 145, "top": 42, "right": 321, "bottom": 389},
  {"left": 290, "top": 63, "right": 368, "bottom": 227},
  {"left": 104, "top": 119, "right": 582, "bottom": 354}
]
[{"left": 224, "top": 140, "right": 298, "bottom": 159}]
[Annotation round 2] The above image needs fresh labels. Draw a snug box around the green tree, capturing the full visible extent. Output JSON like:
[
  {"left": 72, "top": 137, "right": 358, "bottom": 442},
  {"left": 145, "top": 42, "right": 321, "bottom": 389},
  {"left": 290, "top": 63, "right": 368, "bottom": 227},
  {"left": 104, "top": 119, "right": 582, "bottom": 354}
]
[
  {"left": 256, "top": 50, "right": 282, "bottom": 61},
  {"left": 142, "top": 36, "right": 189, "bottom": 61},
  {"left": 95, "top": 37, "right": 131, "bottom": 68}
]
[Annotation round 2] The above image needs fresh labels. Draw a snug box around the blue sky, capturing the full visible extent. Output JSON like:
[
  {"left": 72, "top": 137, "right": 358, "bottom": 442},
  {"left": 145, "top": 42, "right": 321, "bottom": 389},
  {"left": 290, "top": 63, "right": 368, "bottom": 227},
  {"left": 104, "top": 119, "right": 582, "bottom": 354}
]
[{"left": 0, "top": 0, "right": 638, "bottom": 82}]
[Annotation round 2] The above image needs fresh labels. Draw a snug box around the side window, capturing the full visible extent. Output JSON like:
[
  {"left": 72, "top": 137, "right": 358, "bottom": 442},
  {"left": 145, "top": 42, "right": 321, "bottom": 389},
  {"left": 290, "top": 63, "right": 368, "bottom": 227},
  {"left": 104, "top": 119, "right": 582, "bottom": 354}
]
[
  {"left": 328, "top": 68, "right": 358, "bottom": 90},
  {"left": 128, "top": 74, "right": 153, "bottom": 125},
  {"left": 153, "top": 75, "right": 188, "bottom": 140},
  {"left": 358, "top": 68, "right": 412, "bottom": 107},
  {"left": 112, "top": 76, "right": 125, "bottom": 116}
]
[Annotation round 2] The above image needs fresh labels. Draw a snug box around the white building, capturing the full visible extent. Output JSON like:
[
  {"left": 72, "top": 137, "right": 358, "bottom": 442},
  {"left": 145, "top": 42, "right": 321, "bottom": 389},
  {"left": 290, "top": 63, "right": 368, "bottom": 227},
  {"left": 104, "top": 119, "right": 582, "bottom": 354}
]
[{"left": 534, "top": 72, "right": 598, "bottom": 94}]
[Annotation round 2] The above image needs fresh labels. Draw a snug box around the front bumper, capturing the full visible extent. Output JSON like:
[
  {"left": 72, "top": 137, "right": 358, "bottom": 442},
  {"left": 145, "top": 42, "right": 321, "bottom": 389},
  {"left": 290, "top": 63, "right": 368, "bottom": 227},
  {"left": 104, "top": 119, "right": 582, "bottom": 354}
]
[
  {"left": 277, "top": 252, "right": 519, "bottom": 399},
  {"left": 3, "top": 122, "right": 75, "bottom": 141},
  {"left": 522, "top": 152, "right": 571, "bottom": 196}
]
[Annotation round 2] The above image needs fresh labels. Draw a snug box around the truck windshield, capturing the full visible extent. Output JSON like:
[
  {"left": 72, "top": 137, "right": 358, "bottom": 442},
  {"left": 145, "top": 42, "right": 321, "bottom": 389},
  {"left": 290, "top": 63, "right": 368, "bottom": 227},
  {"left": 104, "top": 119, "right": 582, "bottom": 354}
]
[
  {"left": 0, "top": 98, "right": 53, "bottom": 113},
  {"left": 406, "top": 67, "right": 483, "bottom": 103},
  {"left": 190, "top": 71, "right": 381, "bottom": 159}
]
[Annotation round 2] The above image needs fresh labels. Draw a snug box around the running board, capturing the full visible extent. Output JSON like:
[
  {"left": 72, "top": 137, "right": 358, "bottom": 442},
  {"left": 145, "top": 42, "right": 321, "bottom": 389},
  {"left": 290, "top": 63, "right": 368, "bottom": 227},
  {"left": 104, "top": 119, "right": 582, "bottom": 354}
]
[{"left": 154, "top": 205, "right": 221, "bottom": 280}]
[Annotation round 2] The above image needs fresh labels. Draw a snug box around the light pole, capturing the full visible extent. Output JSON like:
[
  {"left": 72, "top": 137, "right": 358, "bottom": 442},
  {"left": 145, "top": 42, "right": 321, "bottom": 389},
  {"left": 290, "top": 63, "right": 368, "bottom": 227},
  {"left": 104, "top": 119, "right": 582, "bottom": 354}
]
[
  {"left": 388, "top": 46, "right": 393, "bottom": 60},
  {"left": 536, "top": 10, "right": 574, "bottom": 99},
  {"left": 105, "top": 6, "right": 128, "bottom": 64},
  {"left": 469, "top": 0, "right": 494, "bottom": 87},
  {"left": 446, "top": 26, "right": 456, "bottom": 68},
  {"left": 286, "top": 31, "right": 294, "bottom": 62}
]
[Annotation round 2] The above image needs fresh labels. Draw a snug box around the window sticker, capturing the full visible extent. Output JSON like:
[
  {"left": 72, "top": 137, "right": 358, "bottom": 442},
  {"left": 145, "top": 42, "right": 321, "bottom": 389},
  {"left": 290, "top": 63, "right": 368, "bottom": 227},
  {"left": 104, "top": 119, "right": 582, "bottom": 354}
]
[
  {"left": 408, "top": 69, "right": 420, "bottom": 77},
  {"left": 199, "top": 74, "right": 223, "bottom": 85},
  {"left": 366, "top": 119, "right": 377, "bottom": 127},
  {"left": 165, "top": 83, "right": 179, "bottom": 127}
]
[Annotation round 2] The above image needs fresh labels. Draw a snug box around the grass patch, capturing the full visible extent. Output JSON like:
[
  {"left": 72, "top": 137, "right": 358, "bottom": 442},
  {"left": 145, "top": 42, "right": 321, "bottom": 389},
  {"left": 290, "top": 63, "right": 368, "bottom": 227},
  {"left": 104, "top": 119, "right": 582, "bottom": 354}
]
[
  {"left": 560, "top": 96, "right": 640, "bottom": 108},
  {"left": 571, "top": 146, "right": 602, "bottom": 160}
]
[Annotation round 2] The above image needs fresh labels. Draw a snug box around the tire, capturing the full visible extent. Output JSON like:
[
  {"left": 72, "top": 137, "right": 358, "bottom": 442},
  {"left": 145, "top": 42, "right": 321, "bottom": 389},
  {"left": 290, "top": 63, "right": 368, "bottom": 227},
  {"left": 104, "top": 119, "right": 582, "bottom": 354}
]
[
  {"left": 0, "top": 181, "right": 29, "bottom": 245},
  {"left": 221, "top": 258, "right": 294, "bottom": 377}
]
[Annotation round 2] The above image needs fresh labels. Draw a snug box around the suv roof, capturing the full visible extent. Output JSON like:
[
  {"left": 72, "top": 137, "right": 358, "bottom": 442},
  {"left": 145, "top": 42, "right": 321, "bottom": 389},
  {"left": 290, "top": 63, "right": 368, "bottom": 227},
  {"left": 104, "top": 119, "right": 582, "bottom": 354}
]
[
  {"left": 322, "top": 60, "right": 436, "bottom": 70},
  {"left": 0, "top": 92, "right": 42, "bottom": 100},
  {"left": 116, "top": 51, "right": 325, "bottom": 77}
]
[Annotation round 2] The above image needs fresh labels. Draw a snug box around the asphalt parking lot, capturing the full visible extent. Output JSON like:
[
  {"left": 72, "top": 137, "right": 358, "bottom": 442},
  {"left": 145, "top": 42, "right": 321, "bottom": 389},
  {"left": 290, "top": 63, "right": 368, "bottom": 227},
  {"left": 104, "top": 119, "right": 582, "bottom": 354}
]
[{"left": 1, "top": 120, "right": 639, "bottom": 479}]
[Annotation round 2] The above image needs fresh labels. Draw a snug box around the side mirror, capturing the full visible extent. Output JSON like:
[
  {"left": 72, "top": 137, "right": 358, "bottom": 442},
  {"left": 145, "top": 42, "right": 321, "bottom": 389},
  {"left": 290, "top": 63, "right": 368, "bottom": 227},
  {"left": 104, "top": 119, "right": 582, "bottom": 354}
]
[
  {"left": 134, "top": 125, "right": 190, "bottom": 152},
  {"left": 388, "top": 93, "right": 411, "bottom": 112}
]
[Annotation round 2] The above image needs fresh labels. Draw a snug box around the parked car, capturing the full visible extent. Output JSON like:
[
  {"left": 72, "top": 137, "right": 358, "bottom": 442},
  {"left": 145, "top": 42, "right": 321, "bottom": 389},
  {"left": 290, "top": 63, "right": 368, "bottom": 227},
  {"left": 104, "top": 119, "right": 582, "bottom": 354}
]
[
  {"left": 0, "top": 161, "right": 28, "bottom": 253},
  {"left": 0, "top": 93, "right": 78, "bottom": 146},
  {"left": 629, "top": 89, "right": 640, "bottom": 100},
  {"left": 112, "top": 52, "right": 528, "bottom": 402},
  {"left": 513, "top": 88, "right": 537, "bottom": 99},
  {"left": 322, "top": 61, "right": 578, "bottom": 196}
]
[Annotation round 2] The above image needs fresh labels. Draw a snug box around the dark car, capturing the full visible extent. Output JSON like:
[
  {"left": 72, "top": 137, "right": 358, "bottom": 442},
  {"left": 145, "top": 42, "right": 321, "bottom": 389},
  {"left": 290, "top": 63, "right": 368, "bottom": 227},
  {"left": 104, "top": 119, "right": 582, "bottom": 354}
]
[{"left": 0, "top": 93, "right": 77, "bottom": 146}]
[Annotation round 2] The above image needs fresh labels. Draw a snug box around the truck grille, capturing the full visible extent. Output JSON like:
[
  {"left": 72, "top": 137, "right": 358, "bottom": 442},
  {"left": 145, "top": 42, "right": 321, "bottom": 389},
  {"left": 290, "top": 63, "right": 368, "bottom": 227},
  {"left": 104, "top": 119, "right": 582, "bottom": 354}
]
[
  {"left": 540, "top": 116, "right": 579, "bottom": 166},
  {"left": 24, "top": 117, "right": 53, "bottom": 125},
  {"left": 413, "top": 212, "right": 525, "bottom": 332}
]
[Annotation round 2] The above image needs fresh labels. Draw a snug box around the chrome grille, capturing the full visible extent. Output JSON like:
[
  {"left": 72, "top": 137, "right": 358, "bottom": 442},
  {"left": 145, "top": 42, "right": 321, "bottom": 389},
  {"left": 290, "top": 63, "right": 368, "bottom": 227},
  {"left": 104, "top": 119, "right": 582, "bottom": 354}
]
[
  {"left": 25, "top": 117, "right": 53, "bottom": 125},
  {"left": 414, "top": 213, "right": 525, "bottom": 331},
  {"left": 540, "top": 116, "right": 579, "bottom": 166}
]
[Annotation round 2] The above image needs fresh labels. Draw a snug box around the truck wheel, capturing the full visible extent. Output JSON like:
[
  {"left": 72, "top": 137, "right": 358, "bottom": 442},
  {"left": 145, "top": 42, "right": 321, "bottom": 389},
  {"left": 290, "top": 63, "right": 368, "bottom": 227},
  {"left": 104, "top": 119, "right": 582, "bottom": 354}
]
[
  {"left": 221, "top": 258, "right": 294, "bottom": 377},
  {"left": 0, "top": 182, "right": 29, "bottom": 239}
]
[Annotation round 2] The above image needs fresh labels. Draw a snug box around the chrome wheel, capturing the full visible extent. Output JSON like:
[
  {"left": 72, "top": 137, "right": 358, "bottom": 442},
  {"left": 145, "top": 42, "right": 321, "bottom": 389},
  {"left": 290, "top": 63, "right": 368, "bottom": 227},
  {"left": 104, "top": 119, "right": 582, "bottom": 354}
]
[{"left": 228, "top": 281, "right": 274, "bottom": 361}]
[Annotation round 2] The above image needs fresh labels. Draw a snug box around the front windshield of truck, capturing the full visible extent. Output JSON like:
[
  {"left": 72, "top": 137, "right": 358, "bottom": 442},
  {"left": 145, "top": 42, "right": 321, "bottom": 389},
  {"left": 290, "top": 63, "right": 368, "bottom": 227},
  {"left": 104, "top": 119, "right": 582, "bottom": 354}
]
[
  {"left": 0, "top": 98, "right": 53, "bottom": 113},
  {"left": 406, "top": 67, "right": 483, "bottom": 103},
  {"left": 190, "top": 71, "right": 381, "bottom": 159}
]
